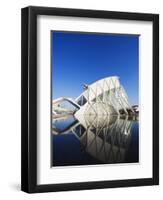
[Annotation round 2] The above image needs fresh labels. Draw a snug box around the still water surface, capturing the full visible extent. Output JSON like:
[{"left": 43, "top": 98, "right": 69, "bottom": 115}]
[{"left": 52, "top": 114, "right": 139, "bottom": 167}]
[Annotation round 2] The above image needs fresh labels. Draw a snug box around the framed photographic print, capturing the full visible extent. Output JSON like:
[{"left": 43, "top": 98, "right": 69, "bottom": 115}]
[{"left": 21, "top": 6, "right": 159, "bottom": 193}]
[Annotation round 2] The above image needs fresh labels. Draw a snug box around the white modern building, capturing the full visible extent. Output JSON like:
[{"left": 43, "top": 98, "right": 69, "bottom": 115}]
[{"left": 52, "top": 76, "right": 134, "bottom": 117}]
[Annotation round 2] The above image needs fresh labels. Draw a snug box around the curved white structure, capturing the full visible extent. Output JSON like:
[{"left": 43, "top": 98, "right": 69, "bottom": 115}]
[
  {"left": 75, "top": 76, "right": 134, "bottom": 116},
  {"left": 52, "top": 76, "right": 134, "bottom": 117}
]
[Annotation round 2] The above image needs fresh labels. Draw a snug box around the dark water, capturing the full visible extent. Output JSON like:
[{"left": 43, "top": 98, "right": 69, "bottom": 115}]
[{"left": 52, "top": 114, "right": 139, "bottom": 167}]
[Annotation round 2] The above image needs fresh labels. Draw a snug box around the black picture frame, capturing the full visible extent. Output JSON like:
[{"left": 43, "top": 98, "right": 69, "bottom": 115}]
[{"left": 21, "top": 6, "right": 159, "bottom": 193}]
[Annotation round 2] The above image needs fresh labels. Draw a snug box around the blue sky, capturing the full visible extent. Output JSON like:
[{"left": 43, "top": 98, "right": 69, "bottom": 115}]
[{"left": 52, "top": 31, "right": 139, "bottom": 105}]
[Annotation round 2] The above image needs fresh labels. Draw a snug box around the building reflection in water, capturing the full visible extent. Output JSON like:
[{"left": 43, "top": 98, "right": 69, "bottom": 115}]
[{"left": 52, "top": 114, "right": 139, "bottom": 166}]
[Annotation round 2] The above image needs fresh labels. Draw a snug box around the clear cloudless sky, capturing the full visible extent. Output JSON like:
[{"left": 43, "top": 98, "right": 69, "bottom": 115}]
[{"left": 52, "top": 31, "right": 139, "bottom": 105}]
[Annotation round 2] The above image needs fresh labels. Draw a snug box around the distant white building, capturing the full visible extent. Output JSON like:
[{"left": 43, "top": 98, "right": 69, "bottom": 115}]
[{"left": 132, "top": 105, "right": 139, "bottom": 113}]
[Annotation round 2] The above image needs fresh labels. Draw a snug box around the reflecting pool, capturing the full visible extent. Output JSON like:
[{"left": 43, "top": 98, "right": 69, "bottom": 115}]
[{"left": 52, "top": 114, "right": 139, "bottom": 167}]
